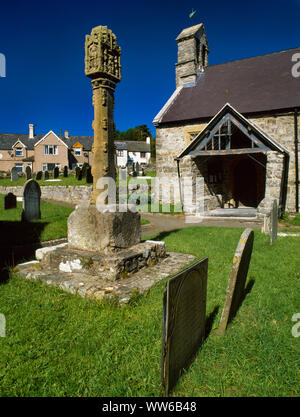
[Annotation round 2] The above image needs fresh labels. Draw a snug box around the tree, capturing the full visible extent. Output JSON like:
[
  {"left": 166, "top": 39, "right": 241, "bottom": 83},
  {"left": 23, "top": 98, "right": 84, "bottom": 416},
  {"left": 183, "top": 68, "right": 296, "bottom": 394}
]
[{"left": 114, "top": 124, "right": 156, "bottom": 160}]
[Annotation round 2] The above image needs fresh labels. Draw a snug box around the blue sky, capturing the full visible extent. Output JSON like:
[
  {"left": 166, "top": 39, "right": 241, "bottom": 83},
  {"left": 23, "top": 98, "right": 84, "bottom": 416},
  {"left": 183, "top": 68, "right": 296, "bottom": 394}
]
[{"left": 0, "top": 0, "right": 299, "bottom": 137}]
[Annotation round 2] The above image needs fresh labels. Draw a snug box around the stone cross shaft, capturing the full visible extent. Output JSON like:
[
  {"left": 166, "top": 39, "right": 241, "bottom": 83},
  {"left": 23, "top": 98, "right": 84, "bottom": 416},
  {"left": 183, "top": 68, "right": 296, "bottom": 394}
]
[{"left": 85, "top": 25, "right": 121, "bottom": 204}]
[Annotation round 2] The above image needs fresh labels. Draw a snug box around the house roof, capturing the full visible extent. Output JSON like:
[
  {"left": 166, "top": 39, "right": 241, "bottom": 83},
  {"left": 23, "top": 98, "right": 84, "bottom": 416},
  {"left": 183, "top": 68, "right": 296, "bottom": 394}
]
[
  {"left": 155, "top": 46, "right": 300, "bottom": 125},
  {"left": 0, "top": 133, "right": 43, "bottom": 150},
  {"left": 0, "top": 132, "right": 150, "bottom": 153},
  {"left": 125, "top": 141, "right": 150, "bottom": 152}
]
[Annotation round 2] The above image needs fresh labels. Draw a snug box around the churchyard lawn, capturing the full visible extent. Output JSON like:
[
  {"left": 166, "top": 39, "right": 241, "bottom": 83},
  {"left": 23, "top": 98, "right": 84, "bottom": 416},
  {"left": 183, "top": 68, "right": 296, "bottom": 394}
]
[
  {"left": 0, "top": 224, "right": 299, "bottom": 396},
  {"left": 0, "top": 175, "right": 93, "bottom": 187},
  {"left": 0, "top": 194, "right": 74, "bottom": 245}
]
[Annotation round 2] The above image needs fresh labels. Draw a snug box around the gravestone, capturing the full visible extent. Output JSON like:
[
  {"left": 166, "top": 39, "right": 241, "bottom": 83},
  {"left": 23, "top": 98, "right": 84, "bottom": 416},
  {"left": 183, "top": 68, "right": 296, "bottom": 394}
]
[
  {"left": 135, "top": 162, "right": 140, "bottom": 176},
  {"left": 44, "top": 170, "right": 49, "bottom": 180},
  {"left": 4, "top": 192, "right": 17, "bottom": 210},
  {"left": 161, "top": 257, "right": 208, "bottom": 395},
  {"left": 63, "top": 166, "right": 68, "bottom": 178},
  {"left": 25, "top": 166, "right": 32, "bottom": 180},
  {"left": 36, "top": 171, "right": 43, "bottom": 181},
  {"left": 218, "top": 228, "right": 254, "bottom": 335},
  {"left": 54, "top": 166, "right": 59, "bottom": 179},
  {"left": 82, "top": 164, "right": 88, "bottom": 179},
  {"left": 22, "top": 179, "right": 41, "bottom": 222},
  {"left": 86, "top": 167, "right": 93, "bottom": 184},
  {"left": 11, "top": 167, "right": 18, "bottom": 182},
  {"left": 270, "top": 199, "right": 278, "bottom": 245},
  {"left": 120, "top": 168, "right": 127, "bottom": 182},
  {"left": 75, "top": 166, "right": 81, "bottom": 179}
]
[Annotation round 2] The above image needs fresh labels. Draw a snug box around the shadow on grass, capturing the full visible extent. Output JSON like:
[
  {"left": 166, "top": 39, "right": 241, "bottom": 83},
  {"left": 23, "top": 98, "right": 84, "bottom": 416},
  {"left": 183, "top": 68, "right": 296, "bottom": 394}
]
[
  {"left": 147, "top": 229, "right": 182, "bottom": 242},
  {"left": 204, "top": 305, "right": 220, "bottom": 341},
  {"left": 0, "top": 220, "right": 48, "bottom": 282},
  {"left": 228, "top": 278, "right": 255, "bottom": 326}
]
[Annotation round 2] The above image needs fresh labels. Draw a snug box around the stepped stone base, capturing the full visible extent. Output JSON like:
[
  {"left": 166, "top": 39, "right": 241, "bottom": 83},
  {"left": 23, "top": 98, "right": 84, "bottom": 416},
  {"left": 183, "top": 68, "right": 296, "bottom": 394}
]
[
  {"left": 15, "top": 250, "right": 196, "bottom": 305},
  {"left": 36, "top": 240, "right": 166, "bottom": 281}
]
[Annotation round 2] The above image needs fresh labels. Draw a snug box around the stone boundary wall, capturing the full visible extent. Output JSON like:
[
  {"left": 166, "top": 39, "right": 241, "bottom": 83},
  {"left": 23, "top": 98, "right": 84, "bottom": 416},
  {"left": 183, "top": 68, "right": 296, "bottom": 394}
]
[{"left": 0, "top": 185, "right": 92, "bottom": 204}]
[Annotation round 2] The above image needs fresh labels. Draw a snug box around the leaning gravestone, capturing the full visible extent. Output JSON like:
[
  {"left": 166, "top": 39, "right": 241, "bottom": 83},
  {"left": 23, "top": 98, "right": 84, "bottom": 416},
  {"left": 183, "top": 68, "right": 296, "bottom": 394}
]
[
  {"left": 218, "top": 228, "right": 254, "bottom": 335},
  {"left": 22, "top": 179, "right": 41, "bottom": 222},
  {"left": 11, "top": 167, "right": 18, "bottom": 182},
  {"left": 44, "top": 170, "right": 49, "bottom": 180},
  {"left": 270, "top": 199, "right": 278, "bottom": 245},
  {"left": 161, "top": 257, "right": 208, "bottom": 395},
  {"left": 25, "top": 166, "right": 32, "bottom": 180},
  {"left": 4, "top": 192, "right": 17, "bottom": 210}
]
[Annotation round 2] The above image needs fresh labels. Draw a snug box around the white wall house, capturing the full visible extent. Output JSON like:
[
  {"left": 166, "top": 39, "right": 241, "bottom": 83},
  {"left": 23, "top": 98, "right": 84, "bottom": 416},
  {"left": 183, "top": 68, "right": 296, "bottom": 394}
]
[{"left": 115, "top": 137, "right": 151, "bottom": 167}]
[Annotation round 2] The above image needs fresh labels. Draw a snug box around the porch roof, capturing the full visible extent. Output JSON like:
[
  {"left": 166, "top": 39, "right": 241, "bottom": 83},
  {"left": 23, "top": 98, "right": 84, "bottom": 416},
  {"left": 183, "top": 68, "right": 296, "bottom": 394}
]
[{"left": 177, "top": 103, "right": 289, "bottom": 159}]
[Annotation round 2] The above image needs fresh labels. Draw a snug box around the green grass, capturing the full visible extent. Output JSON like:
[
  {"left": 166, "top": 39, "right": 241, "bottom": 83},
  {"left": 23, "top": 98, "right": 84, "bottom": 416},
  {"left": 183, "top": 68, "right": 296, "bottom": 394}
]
[
  {"left": 280, "top": 212, "right": 300, "bottom": 228},
  {"left": 0, "top": 194, "right": 74, "bottom": 245},
  {"left": 0, "top": 175, "right": 93, "bottom": 187},
  {"left": 0, "top": 225, "right": 299, "bottom": 396}
]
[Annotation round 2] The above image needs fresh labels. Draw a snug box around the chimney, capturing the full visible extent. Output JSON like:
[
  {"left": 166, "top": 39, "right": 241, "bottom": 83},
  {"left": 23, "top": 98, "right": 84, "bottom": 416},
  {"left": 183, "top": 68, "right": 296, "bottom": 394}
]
[
  {"left": 29, "top": 123, "right": 34, "bottom": 139},
  {"left": 175, "top": 23, "right": 209, "bottom": 88},
  {"left": 64, "top": 130, "right": 69, "bottom": 139}
]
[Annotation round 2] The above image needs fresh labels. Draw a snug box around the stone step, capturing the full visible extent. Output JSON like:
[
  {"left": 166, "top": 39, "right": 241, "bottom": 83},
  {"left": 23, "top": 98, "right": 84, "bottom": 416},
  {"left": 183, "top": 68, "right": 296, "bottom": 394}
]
[{"left": 37, "top": 240, "right": 166, "bottom": 281}]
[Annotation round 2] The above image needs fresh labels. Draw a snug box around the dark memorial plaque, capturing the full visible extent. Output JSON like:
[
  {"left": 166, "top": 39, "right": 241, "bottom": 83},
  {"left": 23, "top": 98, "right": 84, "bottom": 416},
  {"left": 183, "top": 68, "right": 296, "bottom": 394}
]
[
  {"left": 218, "top": 228, "right": 254, "bottom": 334},
  {"left": 270, "top": 199, "right": 278, "bottom": 245},
  {"left": 161, "top": 257, "right": 208, "bottom": 395}
]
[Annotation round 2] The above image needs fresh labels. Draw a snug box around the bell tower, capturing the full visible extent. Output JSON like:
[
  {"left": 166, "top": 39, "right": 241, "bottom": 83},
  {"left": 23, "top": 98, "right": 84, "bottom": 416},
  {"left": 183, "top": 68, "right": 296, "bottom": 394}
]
[{"left": 175, "top": 23, "right": 209, "bottom": 88}]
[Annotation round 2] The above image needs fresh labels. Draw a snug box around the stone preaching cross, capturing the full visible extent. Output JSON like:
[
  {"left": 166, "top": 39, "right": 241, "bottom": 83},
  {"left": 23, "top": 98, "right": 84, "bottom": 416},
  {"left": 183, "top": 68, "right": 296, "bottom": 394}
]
[
  {"left": 67, "top": 25, "right": 140, "bottom": 253},
  {"left": 85, "top": 25, "right": 121, "bottom": 205}
]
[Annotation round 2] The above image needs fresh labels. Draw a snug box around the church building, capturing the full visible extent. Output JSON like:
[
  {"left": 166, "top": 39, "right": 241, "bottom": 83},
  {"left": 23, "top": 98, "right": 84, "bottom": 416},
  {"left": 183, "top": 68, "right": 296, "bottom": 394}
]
[{"left": 153, "top": 24, "right": 300, "bottom": 216}]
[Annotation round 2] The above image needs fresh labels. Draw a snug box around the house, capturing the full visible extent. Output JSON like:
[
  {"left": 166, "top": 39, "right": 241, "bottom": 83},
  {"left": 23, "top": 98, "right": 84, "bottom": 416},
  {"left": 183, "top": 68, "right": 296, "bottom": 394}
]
[
  {"left": 153, "top": 23, "right": 300, "bottom": 214},
  {"left": 115, "top": 138, "right": 151, "bottom": 167},
  {"left": 0, "top": 125, "right": 151, "bottom": 173}
]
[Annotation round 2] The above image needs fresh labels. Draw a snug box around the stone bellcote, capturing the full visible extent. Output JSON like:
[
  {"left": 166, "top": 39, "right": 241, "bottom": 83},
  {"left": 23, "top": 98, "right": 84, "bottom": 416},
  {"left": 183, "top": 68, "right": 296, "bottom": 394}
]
[{"left": 175, "top": 23, "right": 209, "bottom": 88}]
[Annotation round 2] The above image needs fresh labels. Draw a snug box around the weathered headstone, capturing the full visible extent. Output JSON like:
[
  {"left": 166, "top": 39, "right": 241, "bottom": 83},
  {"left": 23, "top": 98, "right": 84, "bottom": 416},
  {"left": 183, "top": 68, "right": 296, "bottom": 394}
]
[
  {"left": 218, "top": 228, "right": 254, "bottom": 335},
  {"left": 82, "top": 164, "right": 87, "bottom": 179},
  {"left": 11, "top": 167, "right": 18, "bottom": 182},
  {"left": 22, "top": 179, "right": 41, "bottom": 222},
  {"left": 161, "top": 257, "right": 208, "bottom": 395},
  {"left": 86, "top": 167, "right": 93, "bottom": 184},
  {"left": 4, "top": 192, "right": 17, "bottom": 210},
  {"left": 270, "top": 199, "right": 278, "bottom": 245},
  {"left": 36, "top": 171, "right": 43, "bottom": 181},
  {"left": 53, "top": 166, "right": 59, "bottom": 179},
  {"left": 44, "top": 170, "right": 49, "bottom": 180},
  {"left": 63, "top": 166, "right": 68, "bottom": 178},
  {"left": 25, "top": 166, "right": 32, "bottom": 180},
  {"left": 136, "top": 162, "right": 140, "bottom": 176},
  {"left": 120, "top": 168, "right": 127, "bottom": 182},
  {"left": 75, "top": 166, "right": 81, "bottom": 179}
]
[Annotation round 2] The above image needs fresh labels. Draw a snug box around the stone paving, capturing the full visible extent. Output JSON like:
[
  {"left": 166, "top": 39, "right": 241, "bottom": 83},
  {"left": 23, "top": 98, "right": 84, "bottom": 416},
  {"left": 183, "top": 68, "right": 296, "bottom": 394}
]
[{"left": 16, "top": 251, "right": 196, "bottom": 305}]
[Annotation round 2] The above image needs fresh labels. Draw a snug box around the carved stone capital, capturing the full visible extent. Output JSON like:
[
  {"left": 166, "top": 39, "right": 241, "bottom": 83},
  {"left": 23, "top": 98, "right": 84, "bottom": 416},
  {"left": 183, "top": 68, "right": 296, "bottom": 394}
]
[{"left": 85, "top": 25, "right": 121, "bottom": 84}]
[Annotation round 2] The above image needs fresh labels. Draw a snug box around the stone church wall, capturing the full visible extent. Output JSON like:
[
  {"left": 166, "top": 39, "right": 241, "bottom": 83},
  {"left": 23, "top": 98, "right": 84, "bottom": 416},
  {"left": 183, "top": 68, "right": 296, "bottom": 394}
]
[{"left": 155, "top": 112, "right": 300, "bottom": 212}]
